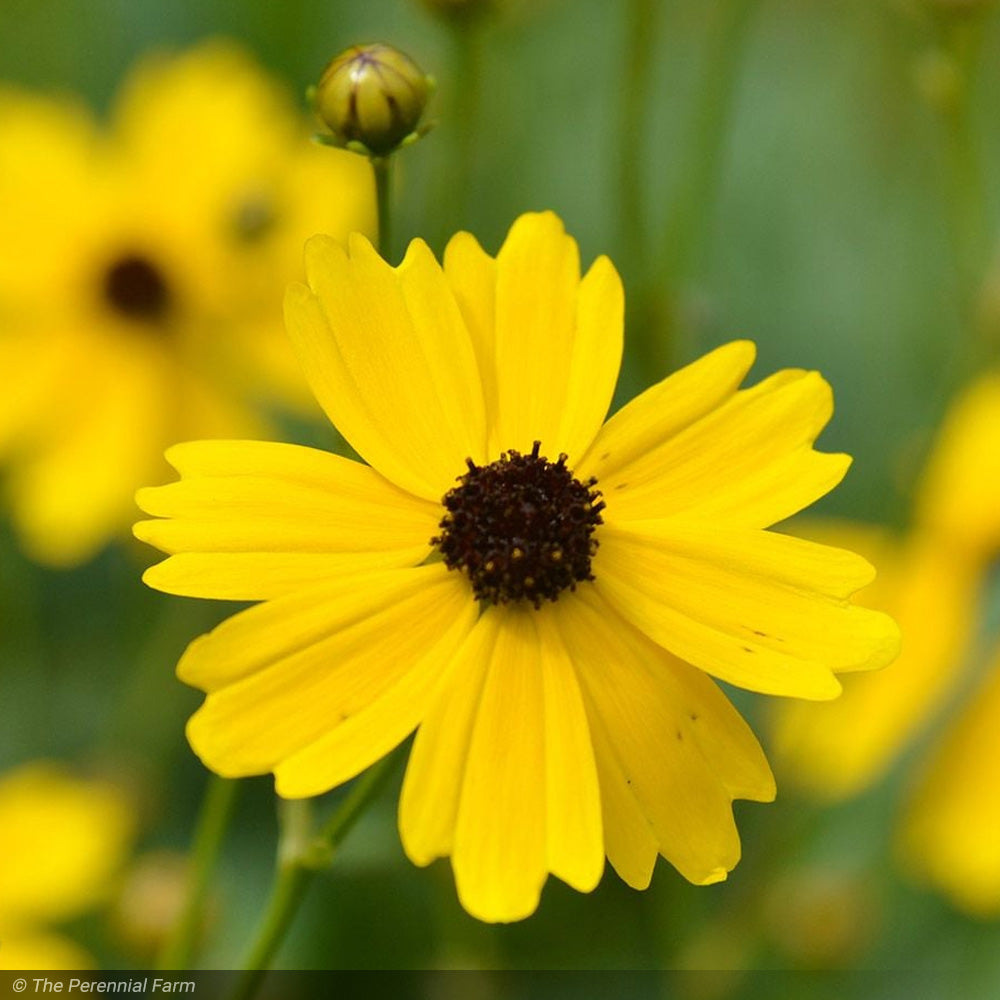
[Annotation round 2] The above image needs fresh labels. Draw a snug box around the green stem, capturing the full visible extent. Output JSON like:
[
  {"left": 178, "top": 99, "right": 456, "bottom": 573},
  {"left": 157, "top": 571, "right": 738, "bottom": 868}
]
[
  {"left": 618, "top": 0, "right": 662, "bottom": 274},
  {"left": 662, "top": 0, "right": 759, "bottom": 284},
  {"left": 618, "top": 0, "right": 669, "bottom": 382},
  {"left": 373, "top": 155, "right": 394, "bottom": 260},
  {"left": 630, "top": 0, "right": 759, "bottom": 381},
  {"left": 447, "top": 17, "right": 485, "bottom": 234},
  {"left": 932, "top": 18, "right": 990, "bottom": 352},
  {"left": 227, "top": 749, "right": 404, "bottom": 1000},
  {"left": 157, "top": 776, "right": 240, "bottom": 970}
]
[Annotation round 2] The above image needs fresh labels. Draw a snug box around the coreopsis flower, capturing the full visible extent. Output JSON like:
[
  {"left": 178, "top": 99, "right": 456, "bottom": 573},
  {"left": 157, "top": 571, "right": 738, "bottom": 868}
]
[
  {"left": 0, "top": 762, "right": 134, "bottom": 970},
  {"left": 901, "top": 651, "right": 1000, "bottom": 915},
  {"left": 136, "top": 211, "right": 898, "bottom": 923},
  {"left": 769, "top": 522, "right": 978, "bottom": 800},
  {"left": 0, "top": 42, "right": 375, "bottom": 566}
]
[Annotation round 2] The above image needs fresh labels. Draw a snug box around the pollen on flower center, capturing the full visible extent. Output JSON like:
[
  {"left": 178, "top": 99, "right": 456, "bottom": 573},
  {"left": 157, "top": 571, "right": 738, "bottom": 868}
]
[
  {"left": 102, "top": 253, "right": 172, "bottom": 323},
  {"left": 433, "top": 441, "right": 605, "bottom": 609}
]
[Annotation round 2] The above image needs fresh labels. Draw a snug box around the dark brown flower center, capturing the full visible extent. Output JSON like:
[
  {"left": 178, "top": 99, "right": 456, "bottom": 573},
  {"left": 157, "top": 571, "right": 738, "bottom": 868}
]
[
  {"left": 433, "top": 441, "right": 604, "bottom": 609},
  {"left": 102, "top": 253, "right": 171, "bottom": 323}
]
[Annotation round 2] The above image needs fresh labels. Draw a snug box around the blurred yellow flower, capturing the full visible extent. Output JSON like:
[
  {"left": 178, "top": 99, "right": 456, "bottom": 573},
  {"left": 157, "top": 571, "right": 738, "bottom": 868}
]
[
  {"left": 913, "top": 372, "right": 1000, "bottom": 568},
  {"left": 769, "top": 372, "right": 1000, "bottom": 915},
  {"left": 769, "top": 522, "right": 978, "bottom": 800},
  {"left": 136, "top": 211, "right": 898, "bottom": 923},
  {"left": 0, "top": 42, "right": 375, "bottom": 566},
  {"left": 0, "top": 762, "right": 134, "bottom": 970},
  {"left": 901, "top": 650, "right": 1000, "bottom": 916}
]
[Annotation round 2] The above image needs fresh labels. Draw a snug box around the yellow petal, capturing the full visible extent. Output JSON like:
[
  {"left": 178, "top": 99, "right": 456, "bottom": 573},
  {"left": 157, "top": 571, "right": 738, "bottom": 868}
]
[
  {"left": 182, "top": 566, "right": 471, "bottom": 778},
  {"left": 400, "top": 605, "right": 604, "bottom": 922},
  {"left": 451, "top": 609, "right": 549, "bottom": 922},
  {"left": 443, "top": 230, "right": 498, "bottom": 435},
  {"left": 585, "top": 718, "right": 660, "bottom": 890},
  {"left": 900, "top": 653, "right": 1000, "bottom": 916},
  {"left": 142, "top": 551, "right": 427, "bottom": 601},
  {"left": 591, "top": 367, "right": 846, "bottom": 527},
  {"left": 553, "top": 587, "right": 774, "bottom": 886},
  {"left": 399, "top": 612, "right": 497, "bottom": 869},
  {"left": 286, "top": 232, "right": 487, "bottom": 500},
  {"left": 578, "top": 340, "right": 756, "bottom": 482},
  {"left": 594, "top": 522, "right": 900, "bottom": 698},
  {"left": 491, "top": 212, "right": 622, "bottom": 462},
  {"left": 535, "top": 610, "right": 605, "bottom": 894},
  {"left": 770, "top": 525, "right": 978, "bottom": 800},
  {"left": 135, "top": 440, "right": 437, "bottom": 599},
  {"left": 274, "top": 585, "right": 478, "bottom": 798}
]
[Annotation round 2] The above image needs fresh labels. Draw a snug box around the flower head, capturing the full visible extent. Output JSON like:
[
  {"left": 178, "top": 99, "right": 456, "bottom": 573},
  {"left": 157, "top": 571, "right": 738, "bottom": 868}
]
[
  {"left": 136, "top": 211, "right": 899, "bottom": 922},
  {"left": 0, "top": 42, "right": 375, "bottom": 565}
]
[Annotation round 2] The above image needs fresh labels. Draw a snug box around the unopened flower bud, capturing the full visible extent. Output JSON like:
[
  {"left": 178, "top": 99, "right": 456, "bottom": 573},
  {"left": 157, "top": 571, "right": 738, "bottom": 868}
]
[{"left": 315, "top": 44, "right": 431, "bottom": 157}]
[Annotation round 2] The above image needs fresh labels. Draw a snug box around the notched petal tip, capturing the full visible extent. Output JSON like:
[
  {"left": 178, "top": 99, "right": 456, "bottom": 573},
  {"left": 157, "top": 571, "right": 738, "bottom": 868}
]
[
  {"left": 694, "top": 866, "right": 730, "bottom": 887},
  {"left": 346, "top": 229, "right": 381, "bottom": 261},
  {"left": 398, "top": 235, "right": 440, "bottom": 275},
  {"left": 303, "top": 234, "right": 349, "bottom": 287},
  {"left": 443, "top": 228, "right": 489, "bottom": 263}
]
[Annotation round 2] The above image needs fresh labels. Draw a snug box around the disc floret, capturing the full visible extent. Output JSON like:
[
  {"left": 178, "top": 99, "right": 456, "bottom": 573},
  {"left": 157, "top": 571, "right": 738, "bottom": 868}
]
[{"left": 433, "top": 441, "right": 605, "bottom": 608}]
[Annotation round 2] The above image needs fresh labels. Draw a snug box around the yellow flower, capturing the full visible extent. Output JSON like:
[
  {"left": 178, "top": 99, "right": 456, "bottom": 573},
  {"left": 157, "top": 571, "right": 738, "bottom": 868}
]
[
  {"left": 135, "top": 211, "right": 899, "bottom": 923},
  {"left": 0, "top": 42, "right": 375, "bottom": 566},
  {"left": 769, "top": 521, "right": 978, "bottom": 800},
  {"left": 0, "top": 762, "right": 134, "bottom": 970},
  {"left": 901, "top": 649, "right": 1000, "bottom": 916}
]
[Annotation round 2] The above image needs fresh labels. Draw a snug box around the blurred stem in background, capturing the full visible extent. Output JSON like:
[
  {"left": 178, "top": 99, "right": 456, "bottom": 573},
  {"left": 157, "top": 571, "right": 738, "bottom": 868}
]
[
  {"left": 623, "top": 0, "right": 760, "bottom": 381},
  {"left": 618, "top": 0, "right": 666, "bottom": 374},
  {"left": 920, "top": 9, "right": 992, "bottom": 364},
  {"left": 157, "top": 775, "right": 240, "bottom": 970},
  {"left": 228, "top": 748, "right": 404, "bottom": 1000},
  {"left": 440, "top": 14, "right": 487, "bottom": 240},
  {"left": 618, "top": 0, "right": 662, "bottom": 276}
]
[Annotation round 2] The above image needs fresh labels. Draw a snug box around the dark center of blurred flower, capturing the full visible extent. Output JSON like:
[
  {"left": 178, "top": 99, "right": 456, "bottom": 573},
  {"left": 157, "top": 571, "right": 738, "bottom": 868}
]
[
  {"left": 433, "top": 441, "right": 604, "bottom": 609},
  {"left": 102, "top": 254, "right": 171, "bottom": 323},
  {"left": 233, "top": 194, "right": 277, "bottom": 243}
]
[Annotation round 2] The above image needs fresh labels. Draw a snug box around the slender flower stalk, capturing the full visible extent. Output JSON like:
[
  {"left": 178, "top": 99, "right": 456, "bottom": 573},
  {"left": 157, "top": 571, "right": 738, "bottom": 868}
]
[
  {"left": 312, "top": 43, "right": 433, "bottom": 262},
  {"left": 227, "top": 750, "right": 403, "bottom": 1000},
  {"left": 660, "top": 0, "right": 759, "bottom": 288},
  {"left": 157, "top": 776, "right": 240, "bottom": 970},
  {"left": 618, "top": 0, "right": 667, "bottom": 375},
  {"left": 442, "top": 15, "right": 486, "bottom": 236},
  {"left": 626, "top": 0, "right": 760, "bottom": 379},
  {"left": 618, "top": 0, "right": 661, "bottom": 274},
  {"left": 923, "top": 16, "right": 991, "bottom": 350}
]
